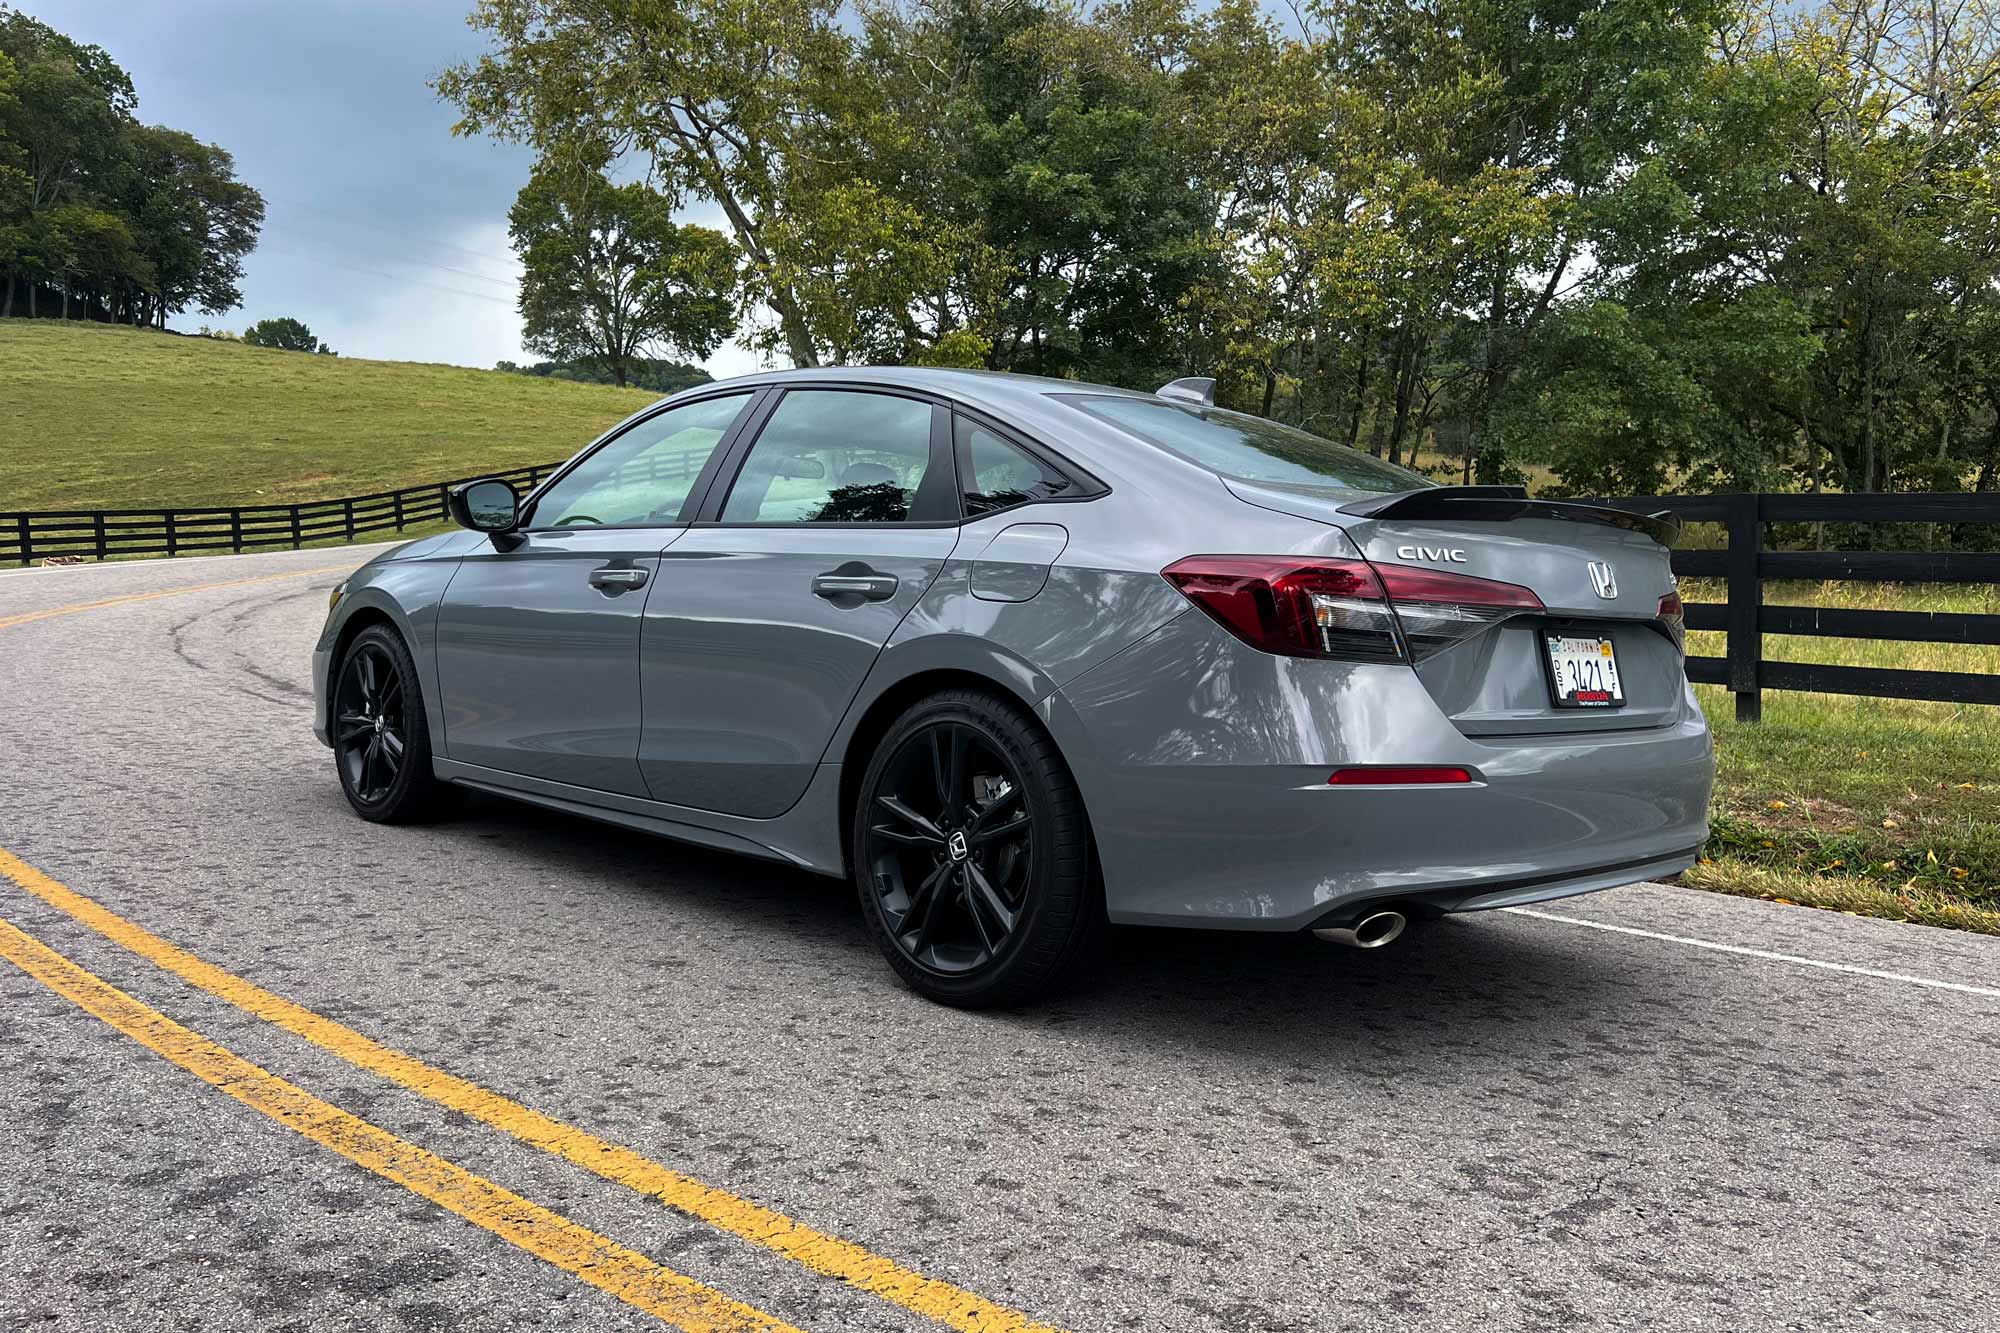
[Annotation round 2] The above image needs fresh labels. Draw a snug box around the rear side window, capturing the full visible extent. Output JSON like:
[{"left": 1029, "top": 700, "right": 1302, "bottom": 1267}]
[
  {"left": 719, "top": 389, "right": 948, "bottom": 523},
  {"left": 1059, "top": 395, "right": 1432, "bottom": 495},
  {"left": 956, "top": 417, "right": 1073, "bottom": 516}
]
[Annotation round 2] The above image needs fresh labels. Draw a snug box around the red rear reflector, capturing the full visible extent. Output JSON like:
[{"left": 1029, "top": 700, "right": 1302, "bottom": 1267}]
[{"left": 1327, "top": 766, "right": 1474, "bottom": 785}]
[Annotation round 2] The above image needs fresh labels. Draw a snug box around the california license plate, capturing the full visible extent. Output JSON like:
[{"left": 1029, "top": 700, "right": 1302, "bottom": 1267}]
[{"left": 1543, "top": 632, "right": 1624, "bottom": 707}]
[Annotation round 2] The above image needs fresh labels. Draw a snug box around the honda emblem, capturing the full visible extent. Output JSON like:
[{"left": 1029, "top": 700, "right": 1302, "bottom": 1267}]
[{"left": 1587, "top": 561, "right": 1618, "bottom": 600}]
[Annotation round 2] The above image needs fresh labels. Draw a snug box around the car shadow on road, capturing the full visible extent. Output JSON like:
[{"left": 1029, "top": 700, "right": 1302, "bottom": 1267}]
[{"left": 437, "top": 792, "right": 1681, "bottom": 1079}]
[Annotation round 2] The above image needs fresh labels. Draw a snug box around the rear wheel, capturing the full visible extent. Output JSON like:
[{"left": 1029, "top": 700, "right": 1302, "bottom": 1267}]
[
  {"left": 853, "top": 689, "right": 1100, "bottom": 1007},
  {"left": 332, "top": 624, "right": 453, "bottom": 822}
]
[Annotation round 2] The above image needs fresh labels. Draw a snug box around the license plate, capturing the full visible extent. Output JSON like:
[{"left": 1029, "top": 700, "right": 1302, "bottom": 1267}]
[{"left": 1543, "top": 632, "right": 1624, "bottom": 708}]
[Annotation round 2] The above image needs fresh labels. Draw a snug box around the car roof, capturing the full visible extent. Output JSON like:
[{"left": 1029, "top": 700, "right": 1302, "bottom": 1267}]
[{"left": 681, "top": 365, "right": 1157, "bottom": 413}]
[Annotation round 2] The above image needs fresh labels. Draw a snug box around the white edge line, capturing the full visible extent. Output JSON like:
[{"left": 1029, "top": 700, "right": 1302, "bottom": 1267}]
[{"left": 1502, "top": 906, "right": 2000, "bottom": 1000}]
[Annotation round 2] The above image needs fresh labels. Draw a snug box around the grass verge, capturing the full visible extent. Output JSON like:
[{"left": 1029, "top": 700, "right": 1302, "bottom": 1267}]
[{"left": 1685, "top": 579, "right": 2000, "bottom": 934}]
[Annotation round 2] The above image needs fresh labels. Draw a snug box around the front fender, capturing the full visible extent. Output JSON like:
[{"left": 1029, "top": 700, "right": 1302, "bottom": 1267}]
[{"left": 313, "top": 550, "right": 463, "bottom": 752}]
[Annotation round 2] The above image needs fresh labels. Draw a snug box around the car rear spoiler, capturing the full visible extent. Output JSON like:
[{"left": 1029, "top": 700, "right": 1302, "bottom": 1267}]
[{"left": 1337, "top": 485, "right": 1681, "bottom": 548}]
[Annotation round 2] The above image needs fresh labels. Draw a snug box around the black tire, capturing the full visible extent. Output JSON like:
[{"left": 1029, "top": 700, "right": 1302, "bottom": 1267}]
[
  {"left": 852, "top": 688, "right": 1102, "bottom": 1007},
  {"left": 330, "top": 623, "right": 455, "bottom": 823}
]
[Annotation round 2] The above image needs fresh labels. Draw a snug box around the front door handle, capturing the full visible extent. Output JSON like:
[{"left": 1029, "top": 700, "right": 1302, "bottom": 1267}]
[
  {"left": 589, "top": 565, "right": 650, "bottom": 592},
  {"left": 812, "top": 571, "right": 898, "bottom": 602}
]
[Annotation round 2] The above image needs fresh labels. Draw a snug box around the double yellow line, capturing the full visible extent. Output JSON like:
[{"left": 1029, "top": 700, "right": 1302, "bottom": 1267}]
[{"left": 0, "top": 848, "right": 1067, "bottom": 1333}]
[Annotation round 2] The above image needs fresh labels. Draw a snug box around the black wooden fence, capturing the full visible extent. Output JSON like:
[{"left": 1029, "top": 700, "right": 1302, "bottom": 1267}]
[
  {"left": 0, "top": 448, "right": 724, "bottom": 566},
  {"left": 1604, "top": 492, "right": 2000, "bottom": 720},
  {"left": 0, "top": 463, "right": 558, "bottom": 566}
]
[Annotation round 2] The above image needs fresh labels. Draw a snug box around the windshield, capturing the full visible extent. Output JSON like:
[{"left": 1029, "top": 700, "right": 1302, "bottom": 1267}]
[{"left": 1060, "top": 395, "right": 1433, "bottom": 495}]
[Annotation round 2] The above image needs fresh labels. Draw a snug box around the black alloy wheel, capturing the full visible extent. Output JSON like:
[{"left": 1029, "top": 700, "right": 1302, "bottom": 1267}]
[
  {"left": 331, "top": 623, "right": 451, "bottom": 822},
  {"left": 335, "top": 640, "right": 406, "bottom": 804},
  {"left": 865, "top": 721, "right": 1033, "bottom": 974},
  {"left": 854, "top": 689, "right": 1102, "bottom": 1006}
]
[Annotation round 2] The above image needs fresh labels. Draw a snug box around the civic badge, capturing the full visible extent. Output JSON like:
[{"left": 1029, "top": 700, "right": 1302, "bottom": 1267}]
[{"left": 1587, "top": 560, "right": 1618, "bottom": 600}]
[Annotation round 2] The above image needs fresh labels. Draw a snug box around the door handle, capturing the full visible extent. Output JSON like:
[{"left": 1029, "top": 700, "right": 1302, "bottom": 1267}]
[
  {"left": 589, "top": 565, "right": 650, "bottom": 591},
  {"left": 812, "top": 571, "right": 898, "bottom": 602}
]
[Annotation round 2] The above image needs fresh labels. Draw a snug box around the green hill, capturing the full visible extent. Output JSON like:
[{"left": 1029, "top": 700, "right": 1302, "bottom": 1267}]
[{"left": 0, "top": 320, "right": 661, "bottom": 511}]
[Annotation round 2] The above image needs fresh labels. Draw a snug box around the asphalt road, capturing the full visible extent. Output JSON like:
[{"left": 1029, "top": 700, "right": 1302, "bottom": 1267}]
[{"left": 1, "top": 546, "right": 1996, "bottom": 1333}]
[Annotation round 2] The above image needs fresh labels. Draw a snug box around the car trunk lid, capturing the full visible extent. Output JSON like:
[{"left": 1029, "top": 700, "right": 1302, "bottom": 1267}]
[{"left": 1225, "top": 479, "right": 1686, "bottom": 735}]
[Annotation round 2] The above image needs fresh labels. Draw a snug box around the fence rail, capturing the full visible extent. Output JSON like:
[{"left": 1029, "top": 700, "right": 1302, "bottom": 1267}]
[
  {"left": 1603, "top": 491, "right": 2000, "bottom": 719},
  {"left": 1, "top": 463, "right": 563, "bottom": 566},
  {"left": 0, "top": 448, "right": 721, "bottom": 567}
]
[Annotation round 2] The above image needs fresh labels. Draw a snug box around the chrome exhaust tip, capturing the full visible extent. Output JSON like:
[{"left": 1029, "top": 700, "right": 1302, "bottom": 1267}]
[{"left": 1312, "top": 909, "right": 1407, "bottom": 950}]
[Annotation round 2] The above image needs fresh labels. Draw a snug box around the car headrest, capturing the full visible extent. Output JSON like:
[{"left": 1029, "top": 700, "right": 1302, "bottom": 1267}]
[{"left": 840, "top": 462, "right": 900, "bottom": 489}]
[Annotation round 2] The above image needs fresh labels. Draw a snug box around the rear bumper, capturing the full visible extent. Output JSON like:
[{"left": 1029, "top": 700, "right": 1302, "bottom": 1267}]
[{"left": 1044, "top": 611, "right": 1714, "bottom": 931}]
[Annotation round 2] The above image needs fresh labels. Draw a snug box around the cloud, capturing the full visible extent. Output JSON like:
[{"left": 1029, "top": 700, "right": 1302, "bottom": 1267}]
[{"left": 27, "top": 0, "right": 760, "bottom": 378}]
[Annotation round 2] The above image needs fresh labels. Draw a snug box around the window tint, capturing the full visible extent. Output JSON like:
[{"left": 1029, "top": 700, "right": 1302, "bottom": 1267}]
[
  {"left": 531, "top": 394, "right": 751, "bottom": 528},
  {"left": 1060, "top": 395, "right": 1431, "bottom": 495},
  {"left": 957, "top": 418, "right": 1073, "bottom": 516},
  {"left": 720, "top": 391, "right": 938, "bottom": 523}
]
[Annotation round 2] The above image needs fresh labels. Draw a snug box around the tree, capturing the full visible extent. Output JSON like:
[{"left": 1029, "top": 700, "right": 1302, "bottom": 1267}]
[
  {"left": 244, "top": 316, "right": 332, "bottom": 354},
  {"left": 438, "top": 0, "right": 857, "bottom": 367},
  {"left": 119, "top": 125, "right": 264, "bottom": 326},
  {"left": 508, "top": 162, "right": 736, "bottom": 387},
  {"left": 0, "top": 7, "right": 262, "bottom": 327}
]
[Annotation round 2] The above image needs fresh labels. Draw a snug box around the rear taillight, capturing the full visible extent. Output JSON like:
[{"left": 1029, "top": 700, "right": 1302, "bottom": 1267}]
[
  {"left": 1161, "top": 556, "right": 1542, "bottom": 663},
  {"left": 1371, "top": 563, "right": 1543, "bottom": 660},
  {"left": 1657, "top": 591, "right": 1685, "bottom": 654}
]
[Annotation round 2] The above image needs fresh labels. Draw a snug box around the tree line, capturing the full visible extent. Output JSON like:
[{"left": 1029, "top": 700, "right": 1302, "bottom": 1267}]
[
  {"left": 0, "top": 6, "right": 263, "bottom": 328},
  {"left": 441, "top": 0, "right": 2000, "bottom": 496}
]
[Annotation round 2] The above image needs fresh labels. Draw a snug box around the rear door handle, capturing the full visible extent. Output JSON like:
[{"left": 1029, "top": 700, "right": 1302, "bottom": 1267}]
[
  {"left": 812, "top": 571, "right": 898, "bottom": 602},
  {"left": 589, "top": 565, "right": 649, "bottom": 591}
]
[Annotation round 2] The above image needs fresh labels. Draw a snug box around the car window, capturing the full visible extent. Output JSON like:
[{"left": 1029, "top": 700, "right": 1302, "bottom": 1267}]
[
  {"left": 1058, "top": 394, "right": 1432, "bottom": 495},
  {"left": 720, "top": 390, "right": 938, "bottom": 523},
  {"left": 957, "top": 418, "right": 1073, "bottom": 516},
  {"left": 530, "top": 393, "right": 752, "bottom": 528}
]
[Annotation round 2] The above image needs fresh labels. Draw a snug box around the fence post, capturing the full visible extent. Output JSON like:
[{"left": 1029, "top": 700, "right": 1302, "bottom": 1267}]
[
  {"left": 163, "top": 511, "right": 176, "bottom": 558},
  {"left": 290, "top": 504, "right": 302, "bottom": 550},
  {"left": 229, "top": 508, "right": 243, "bottom": 553},
  {"left": 93, "top": 512, "right": 107, "bottom": 562},
  {"left": 393, "top": 488, "right": 405, "bottom": 532},
  {"left": 15, "top": 514, "right": 28, "bottom": 567},
  {"left": 1726, "top": 492, "right": 1763, "bottom": 722},
  {"left": 343, "top": 497, "right": 356, "bottom": 544}
]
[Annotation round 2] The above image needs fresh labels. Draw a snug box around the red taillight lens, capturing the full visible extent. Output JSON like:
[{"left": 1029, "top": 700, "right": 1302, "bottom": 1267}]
[
  {"left": 1657, "top": 591, "right": 1685, "bottom": 654},
  {"left": 1161, "top": 556, "right": 1543, "bottom": 663},
  {"left": 1160, "top": 556, "right": 1403, "bottom": 662}
]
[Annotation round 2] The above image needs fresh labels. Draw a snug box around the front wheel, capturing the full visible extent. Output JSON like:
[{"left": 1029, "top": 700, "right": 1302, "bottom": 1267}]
[
  {"left": 331, "top": 623, "right": 454, "bottom": 822},
  {"left": 853, "top": 689, "right": 1101, "bottom": 1007}
]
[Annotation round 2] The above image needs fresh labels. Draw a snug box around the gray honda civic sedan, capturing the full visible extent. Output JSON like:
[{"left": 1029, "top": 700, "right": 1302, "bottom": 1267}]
[{"left": 313, "top": 367, "right": 1712, "bottom": 1005}]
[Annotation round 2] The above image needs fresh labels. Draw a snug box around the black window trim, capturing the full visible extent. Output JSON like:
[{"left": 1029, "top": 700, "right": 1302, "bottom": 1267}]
[
  {"left": 690, "top": 379, "right": 1110, "bottom": 530},
  {"left": 513, "top": 385, "right": 769, "bottom": 533}
]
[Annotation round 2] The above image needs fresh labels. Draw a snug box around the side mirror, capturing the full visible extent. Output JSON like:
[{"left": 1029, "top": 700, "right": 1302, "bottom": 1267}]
[{"left": 449, "top": 479, "right": 519, "bottom": 535}]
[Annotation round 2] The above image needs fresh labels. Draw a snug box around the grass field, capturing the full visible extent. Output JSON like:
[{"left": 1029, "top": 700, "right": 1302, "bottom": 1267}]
[
  {"left": 1683, "top": 579, "right": 2000, "bottom": 933},
  {"left": 0, "top": 319, "right": 656, "bottom": 510}
]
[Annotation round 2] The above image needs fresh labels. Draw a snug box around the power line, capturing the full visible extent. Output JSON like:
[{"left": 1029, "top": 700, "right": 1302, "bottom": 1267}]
[{"left": 253, "top": 246, "right": 520, "bottom": 308}]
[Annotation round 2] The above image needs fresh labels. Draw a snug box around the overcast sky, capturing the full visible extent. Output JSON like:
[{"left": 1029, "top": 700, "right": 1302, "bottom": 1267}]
[{"left": 26, "top": 1, "right": 766, "bottom": 376}]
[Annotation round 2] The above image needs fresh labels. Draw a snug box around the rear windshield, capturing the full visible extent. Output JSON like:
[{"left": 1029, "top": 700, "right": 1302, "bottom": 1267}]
[{"left": 1060, "top": 395, "right": 1433, "bottom": 495}]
